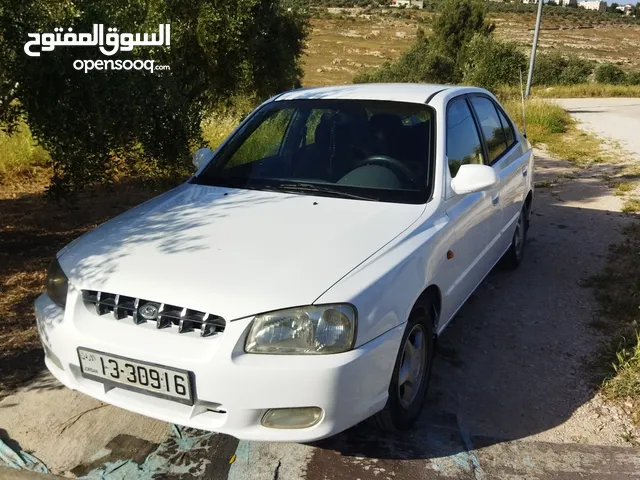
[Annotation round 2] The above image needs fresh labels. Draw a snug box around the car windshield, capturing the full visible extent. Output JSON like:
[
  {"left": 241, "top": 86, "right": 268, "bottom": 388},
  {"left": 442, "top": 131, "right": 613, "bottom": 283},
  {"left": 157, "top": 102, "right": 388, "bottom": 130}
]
[{"left": 193, "top": 99, "right": 435, "bottom": 204}]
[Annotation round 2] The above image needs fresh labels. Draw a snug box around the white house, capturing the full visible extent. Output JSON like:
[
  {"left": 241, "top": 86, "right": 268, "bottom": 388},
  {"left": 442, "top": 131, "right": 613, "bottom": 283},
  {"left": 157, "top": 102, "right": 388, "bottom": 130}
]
[
  {"left": 616, "top": 3, "right": 634, "bottom": 15},
  {"left": 579, "top": 0, "right": 607, "bottom": 11},
  {"left": 390, "top": 0, "right": 425, "bottom": 8}
]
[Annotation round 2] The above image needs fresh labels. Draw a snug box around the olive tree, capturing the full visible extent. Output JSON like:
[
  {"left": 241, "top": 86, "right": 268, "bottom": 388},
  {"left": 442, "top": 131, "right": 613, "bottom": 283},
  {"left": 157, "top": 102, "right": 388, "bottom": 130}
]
[{"left": 0, "top": 0, "right": 309, "bottom": 195}]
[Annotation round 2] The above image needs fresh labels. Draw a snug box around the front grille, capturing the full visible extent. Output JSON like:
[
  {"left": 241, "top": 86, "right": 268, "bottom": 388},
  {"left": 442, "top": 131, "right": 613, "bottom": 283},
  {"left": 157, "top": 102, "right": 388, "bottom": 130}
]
[{"left": 82, "top": 290, "right": 225, "bottom": 338}]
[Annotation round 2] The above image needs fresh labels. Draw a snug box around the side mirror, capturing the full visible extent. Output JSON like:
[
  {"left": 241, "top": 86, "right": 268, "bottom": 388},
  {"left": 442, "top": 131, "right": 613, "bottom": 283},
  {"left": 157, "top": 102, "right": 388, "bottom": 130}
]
[
  {"left": 451, "top": 164, "right": 499, "bottom": 195},
  {"left": 193, "top": 147, "right": 214, "bottom": 171}
]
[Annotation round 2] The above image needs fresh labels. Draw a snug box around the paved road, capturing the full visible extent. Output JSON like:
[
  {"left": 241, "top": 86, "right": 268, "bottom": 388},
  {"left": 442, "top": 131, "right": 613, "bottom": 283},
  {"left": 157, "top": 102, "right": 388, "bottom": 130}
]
[{"left": 554, "top": 97, "right": 640, "bottom": 157}]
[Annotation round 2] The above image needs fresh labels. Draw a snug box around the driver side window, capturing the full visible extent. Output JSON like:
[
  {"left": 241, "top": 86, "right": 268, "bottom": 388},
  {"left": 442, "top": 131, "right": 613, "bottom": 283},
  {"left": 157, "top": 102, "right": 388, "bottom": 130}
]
[{"left": 446, "top": 98, "right": 484, "bottom": 178}]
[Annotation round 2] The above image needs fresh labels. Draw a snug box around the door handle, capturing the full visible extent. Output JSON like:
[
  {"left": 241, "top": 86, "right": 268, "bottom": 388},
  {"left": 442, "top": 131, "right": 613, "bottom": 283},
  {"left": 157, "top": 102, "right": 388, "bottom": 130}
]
[
  {"left": 492, "top": 196, "right": 500, "bottom": 206},
  {"left": 522, "top": 167, "right": 528, "bottom": 177}
]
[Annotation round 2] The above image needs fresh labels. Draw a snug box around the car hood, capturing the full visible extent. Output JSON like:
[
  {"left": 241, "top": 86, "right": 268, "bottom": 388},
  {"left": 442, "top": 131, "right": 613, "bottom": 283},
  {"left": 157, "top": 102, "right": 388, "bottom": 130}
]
[{"left": 60, "top": 183, "right": 426, "bottom": 320}]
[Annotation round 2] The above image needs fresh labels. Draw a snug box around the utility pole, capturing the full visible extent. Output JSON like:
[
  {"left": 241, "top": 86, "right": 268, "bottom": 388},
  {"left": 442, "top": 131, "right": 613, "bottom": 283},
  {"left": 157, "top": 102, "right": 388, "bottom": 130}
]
[{"left": 525, "top": 0, "right": 544, "bottom": 98}]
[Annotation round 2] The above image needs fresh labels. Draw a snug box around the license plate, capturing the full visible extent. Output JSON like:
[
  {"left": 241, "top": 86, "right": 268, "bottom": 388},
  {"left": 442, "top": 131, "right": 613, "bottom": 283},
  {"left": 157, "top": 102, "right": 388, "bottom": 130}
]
[{"left": 77, "top": 347, "right": 194, "bottom": 405}]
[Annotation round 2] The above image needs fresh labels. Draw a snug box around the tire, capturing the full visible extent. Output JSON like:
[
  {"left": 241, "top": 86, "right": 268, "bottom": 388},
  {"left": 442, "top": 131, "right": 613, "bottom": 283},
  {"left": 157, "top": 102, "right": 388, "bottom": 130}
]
[
  {"left": 372, "top": 299, "right": 435, "bottom": 433},
  {"left": 499, "top": 207, "right": 527, "bottom": 270}
]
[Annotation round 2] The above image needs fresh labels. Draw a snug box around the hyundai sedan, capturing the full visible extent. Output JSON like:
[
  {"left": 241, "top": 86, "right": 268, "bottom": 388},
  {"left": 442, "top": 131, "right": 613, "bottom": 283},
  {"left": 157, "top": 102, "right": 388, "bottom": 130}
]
[{"left": 35, "top": 83, "right": 534, "bottom": 442}]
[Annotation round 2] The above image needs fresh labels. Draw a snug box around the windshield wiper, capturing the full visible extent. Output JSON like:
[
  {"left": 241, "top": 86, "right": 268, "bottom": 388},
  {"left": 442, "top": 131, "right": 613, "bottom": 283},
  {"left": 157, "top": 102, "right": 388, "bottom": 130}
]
[{"left": 270, "top": 183, "right": 379, "bottom": 201}]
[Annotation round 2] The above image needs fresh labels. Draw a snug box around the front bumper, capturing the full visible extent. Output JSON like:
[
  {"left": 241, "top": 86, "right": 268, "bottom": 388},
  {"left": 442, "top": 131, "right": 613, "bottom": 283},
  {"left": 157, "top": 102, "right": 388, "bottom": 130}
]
[{"left": 35, "top": 293, "right": 403, "bottom": 442}]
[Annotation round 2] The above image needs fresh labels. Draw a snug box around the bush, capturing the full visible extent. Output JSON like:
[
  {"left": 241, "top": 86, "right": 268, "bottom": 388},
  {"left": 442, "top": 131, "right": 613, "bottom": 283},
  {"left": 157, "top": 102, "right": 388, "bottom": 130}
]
[
  {"left": 533, "top": 52, "right": 594, "bottom": 86},
  {"left": 561, "top": 55, "right": 595, "bottom": 84},
  {"left": 461, "top": 35, "right": 527, "bottom": 91},
  {"left": 354, "top": 37, "right": 455, "bottom": 84},
  {"left": 354, "top": 0, "right": 492, "bottom": 85},
  {"left": 627, "top": 71, "right": 640, "bottom": 86},
  {"left": 595, "top": 63, "right": 628, "bottom": 84}
]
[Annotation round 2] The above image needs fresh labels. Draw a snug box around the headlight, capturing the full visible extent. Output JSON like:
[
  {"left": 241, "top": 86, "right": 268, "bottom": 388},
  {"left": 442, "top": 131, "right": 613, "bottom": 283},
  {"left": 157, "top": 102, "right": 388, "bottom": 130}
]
[
  {"left": 245, "top": 304, "right": 356, "bottom": 354},
  {"left": 46, "top": 258, "right": 68, "bottom": 308}
]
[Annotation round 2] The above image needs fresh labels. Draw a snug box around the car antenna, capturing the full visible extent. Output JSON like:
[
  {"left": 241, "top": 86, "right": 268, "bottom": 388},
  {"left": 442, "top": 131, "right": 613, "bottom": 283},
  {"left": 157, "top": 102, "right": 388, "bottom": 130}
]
[{"left": 519, "top": 67, "right": 527, "bottom": 139}]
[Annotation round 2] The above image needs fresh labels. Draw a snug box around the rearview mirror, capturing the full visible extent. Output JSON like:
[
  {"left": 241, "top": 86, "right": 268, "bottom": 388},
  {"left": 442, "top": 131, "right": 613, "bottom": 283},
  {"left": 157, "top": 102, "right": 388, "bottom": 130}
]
[
  {"left": 193, "top": 147, "right": 214, "bottom": 171},
  {"left": 451, "top": 164, "right": 499, "bottom": 195}
]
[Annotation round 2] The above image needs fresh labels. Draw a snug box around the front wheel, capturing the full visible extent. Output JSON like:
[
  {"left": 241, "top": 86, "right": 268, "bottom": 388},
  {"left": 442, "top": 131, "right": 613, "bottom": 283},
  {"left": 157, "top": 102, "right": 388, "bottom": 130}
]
[
  {"left": 499, "top": 208, "right": 527, "bottom": 270},
  {"left": 372, "top": 299, "right": 435, "bottom": 432}
]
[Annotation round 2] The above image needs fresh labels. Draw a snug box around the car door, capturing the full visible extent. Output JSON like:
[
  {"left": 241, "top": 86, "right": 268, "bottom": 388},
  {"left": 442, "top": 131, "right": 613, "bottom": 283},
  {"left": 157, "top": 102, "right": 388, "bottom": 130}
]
[
  {"left": 468, "top": 95, "right": 525, "bottom": 260},
  {"left": 440, "top": 97, "right": 500, "bottom": 324}
]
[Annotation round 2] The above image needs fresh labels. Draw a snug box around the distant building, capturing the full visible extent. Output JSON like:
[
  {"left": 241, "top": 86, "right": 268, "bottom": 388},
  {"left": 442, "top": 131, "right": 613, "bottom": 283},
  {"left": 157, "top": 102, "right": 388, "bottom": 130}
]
[
  {"left": 616, "top": 3, "right": 634, "bottom": 15},
  {"left": 390, "top": 0, "right": 425, "bottom": 8},
  {"left": 558, "top": 0, "right": 578, "bottom": 7},
  {"left": 579, "top": 0, "right": 606, "bottom": 11}
]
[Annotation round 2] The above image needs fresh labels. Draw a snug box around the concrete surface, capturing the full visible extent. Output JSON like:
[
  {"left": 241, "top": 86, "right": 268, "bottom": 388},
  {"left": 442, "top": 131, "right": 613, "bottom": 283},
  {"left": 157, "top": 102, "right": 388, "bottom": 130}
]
[
  {"left": 2, "top": 106, "right": 640, "bottom": 478},
  {"left": 553, "top": 97, "right": 640, "bottom": 157},
  {"left": 0, "top": 374, "right": 170, "bottom": 474},
  {"left": 0, "top": 467, "right": 64, "bottom": 480}
]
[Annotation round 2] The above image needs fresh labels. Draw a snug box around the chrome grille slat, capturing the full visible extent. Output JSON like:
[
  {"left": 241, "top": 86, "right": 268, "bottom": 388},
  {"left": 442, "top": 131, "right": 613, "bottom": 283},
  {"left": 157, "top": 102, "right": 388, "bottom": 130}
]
[{"left": 82, "top": 290, "right": 225, "bottom": 337}]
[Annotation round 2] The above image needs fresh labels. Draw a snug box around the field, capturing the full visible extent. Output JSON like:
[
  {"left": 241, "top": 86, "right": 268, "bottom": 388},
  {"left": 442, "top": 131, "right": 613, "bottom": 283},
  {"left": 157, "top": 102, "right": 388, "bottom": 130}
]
[{"left": 301, "top": 8, "right": 640, "bottom": 86}]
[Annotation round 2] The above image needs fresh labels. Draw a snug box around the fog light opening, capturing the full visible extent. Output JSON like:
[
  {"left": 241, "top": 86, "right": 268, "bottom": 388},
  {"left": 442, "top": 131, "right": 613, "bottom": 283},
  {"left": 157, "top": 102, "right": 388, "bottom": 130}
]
[{"left": 261, "top": 407, "right": 323, "bottom": 429}]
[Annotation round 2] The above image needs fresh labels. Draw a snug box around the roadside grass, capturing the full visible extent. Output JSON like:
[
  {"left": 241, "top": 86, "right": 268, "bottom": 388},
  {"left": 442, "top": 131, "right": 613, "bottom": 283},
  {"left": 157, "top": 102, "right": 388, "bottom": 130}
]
[
  {"left": 535, "top": 84, "right": 640, "bottom": 99},
  {"left": 622, "top": 198, "right": 640, "bottom": 213},
  {"left": 0, "top": 123, "right": 49, "bottom": 183},
  {"left": 502, "top": 98, "right": 611, "bottom": 166},
  {"left": 498, "top": 84, "right": 640, "bottom": 100},
  {"left": 614, "top": 182, "right": 636, "bottom": 196},
  {"left": 587, "top": 222, "right": 640, "bottom": 423}
]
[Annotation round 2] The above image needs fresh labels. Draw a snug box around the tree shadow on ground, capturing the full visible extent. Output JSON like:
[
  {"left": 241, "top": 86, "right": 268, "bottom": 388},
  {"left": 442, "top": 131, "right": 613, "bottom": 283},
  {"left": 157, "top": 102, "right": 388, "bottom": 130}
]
[{"left": 0, "top": 172, "right": 168, "bottom": 397}]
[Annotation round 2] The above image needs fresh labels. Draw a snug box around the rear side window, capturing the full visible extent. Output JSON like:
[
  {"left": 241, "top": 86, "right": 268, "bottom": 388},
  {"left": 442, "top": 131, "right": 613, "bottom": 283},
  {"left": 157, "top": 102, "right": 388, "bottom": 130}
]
[
  {"left": 469, "top": 96, "right": 509, "bottom": 163},
  {"left": 446, "top": 98, "right": 484, "bottom": 177},
  {"left": 496, "top": 107, "right": 515, "bottom": 147}
]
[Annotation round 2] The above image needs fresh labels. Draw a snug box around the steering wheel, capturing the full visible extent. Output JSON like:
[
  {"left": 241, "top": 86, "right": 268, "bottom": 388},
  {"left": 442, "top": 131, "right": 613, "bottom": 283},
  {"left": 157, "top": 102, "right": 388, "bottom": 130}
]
[{"left": 355, "top": 155, "right": 417, "bottom": 187}]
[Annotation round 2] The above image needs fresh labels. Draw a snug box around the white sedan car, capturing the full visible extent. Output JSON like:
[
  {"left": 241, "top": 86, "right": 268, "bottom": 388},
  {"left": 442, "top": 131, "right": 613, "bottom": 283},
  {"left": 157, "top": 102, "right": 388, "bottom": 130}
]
[{"left": 36, "top": 83, "right": 533, "bottom": 442}]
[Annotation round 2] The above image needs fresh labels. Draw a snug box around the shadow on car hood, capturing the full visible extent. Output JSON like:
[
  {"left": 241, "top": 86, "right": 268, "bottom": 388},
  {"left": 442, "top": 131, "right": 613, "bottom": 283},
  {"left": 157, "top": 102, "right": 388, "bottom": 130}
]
[{"left": 60, "top": 183, "right": 426, "bottom": 320}]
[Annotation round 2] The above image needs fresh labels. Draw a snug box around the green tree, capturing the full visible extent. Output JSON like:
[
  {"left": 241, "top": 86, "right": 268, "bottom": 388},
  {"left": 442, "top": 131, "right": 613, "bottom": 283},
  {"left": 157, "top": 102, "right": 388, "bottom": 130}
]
[
  {"left": 461, "top": 34, "right": 527, "bottom": 91},
  {"left": 353, "top": 35, "right": 455, "bottom": 84},
  {"left": 355, "top": 0, "right": 494, "bottom": 85},
  {"left": 533, "top": 52, "right": 594, "bottom": 85},
  {"left": 431, "top": 0, "right": 494, "bottom": 65},
  {"left": 607, "top": 2, "right": 622, "bottom": 13},
  {"left": 0, "top": 0, "right": 309, "bottom": 195},
  {"left": 595, "top": 63, "right": 628, "bottom": 84}
]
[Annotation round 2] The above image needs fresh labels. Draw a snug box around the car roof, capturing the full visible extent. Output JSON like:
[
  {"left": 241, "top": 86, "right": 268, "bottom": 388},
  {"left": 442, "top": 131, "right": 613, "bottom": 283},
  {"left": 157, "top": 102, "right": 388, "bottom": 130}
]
[{"left": 274, "top": 83, "right": 470, "bottom": 104}]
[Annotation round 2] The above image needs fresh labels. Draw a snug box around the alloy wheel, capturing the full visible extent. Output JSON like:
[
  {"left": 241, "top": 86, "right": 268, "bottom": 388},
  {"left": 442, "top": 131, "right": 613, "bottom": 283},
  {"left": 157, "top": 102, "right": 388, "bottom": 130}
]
[{"left": 398, "top": 324, "right": 427, "bottom": 409}]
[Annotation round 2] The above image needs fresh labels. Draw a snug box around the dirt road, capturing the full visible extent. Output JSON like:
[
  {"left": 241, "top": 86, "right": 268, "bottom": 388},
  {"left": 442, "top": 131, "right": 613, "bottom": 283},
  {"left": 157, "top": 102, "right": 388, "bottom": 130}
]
[{"left": 2, "top": 113, "right": 640, "bottom": 478}]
